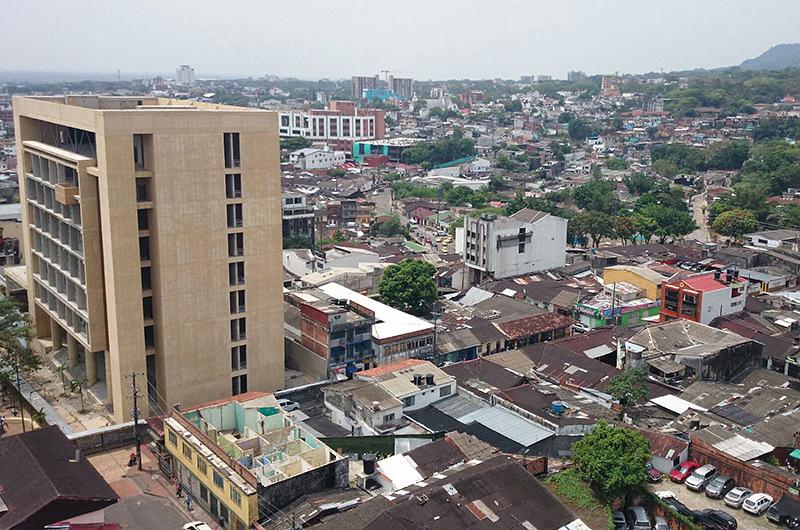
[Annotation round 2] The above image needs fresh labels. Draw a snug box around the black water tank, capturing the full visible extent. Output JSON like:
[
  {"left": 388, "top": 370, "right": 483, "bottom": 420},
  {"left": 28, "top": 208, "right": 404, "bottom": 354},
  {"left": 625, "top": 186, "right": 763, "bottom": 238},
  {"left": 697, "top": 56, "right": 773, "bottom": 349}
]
[
  {"left": 426, "top": 373, "right": 435, "bottom": 385},
  {"left": 363, "top": 453, "right": 376, "bottom": 475}
]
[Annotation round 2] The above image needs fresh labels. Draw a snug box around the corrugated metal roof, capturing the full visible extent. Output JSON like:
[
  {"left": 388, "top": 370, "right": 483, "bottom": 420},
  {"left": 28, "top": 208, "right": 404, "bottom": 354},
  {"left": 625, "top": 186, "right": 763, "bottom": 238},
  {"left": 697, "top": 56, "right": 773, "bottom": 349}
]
[
  {"left": 459, "top": 406, "right": 554, "bottom": 447},
  {"left": 433, "top": 394, "right": 488, "bottom": 421},
  {"left": 712, "top": 434, "right": 774, "bottom": 462}
]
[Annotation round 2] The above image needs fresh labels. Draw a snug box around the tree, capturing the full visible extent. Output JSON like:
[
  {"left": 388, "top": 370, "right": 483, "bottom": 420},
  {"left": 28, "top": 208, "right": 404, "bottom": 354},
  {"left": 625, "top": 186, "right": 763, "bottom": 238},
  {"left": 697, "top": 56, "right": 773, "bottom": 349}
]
[
  {"left": 572, "top": 422, "right": 651, "bottom": 500},
  {"left": 651, "top": 159, "right": 678, "bottom": 178},
  {"left": 712, "top": 209, "right": 758, "bottom": 238},
  {"left": 0, "top": 296, "right": 39, "bottom": 431},
  {"left": 584, "top": 211, "right": 616, "bottom": 248},
  {"left": 568, "top": 118, "right": 592, "bottom": 141},
  {"left": 283, "top": 234, "right": 312, "bottom": 249},
  {"left": 378, "top": 260, "right": 438, "bottom": 317},
  {"left": 31, "top": 408, "right": 46, "bottom": 428},
  {"left": 706, "top": 140, "right": 750, "bottom": 170},
  {"left": 632, "top": 214, "right": 659, "bottom": 244},
  {"left": 327, "top": 168, "right": 346, "bottom": 178},
  {"left": 279, "top": 137, "right": 312, "bottom": 151},
  {"left": 69, "top": 378, "right": 86, "bottom": 413},
  {"left": 623, "top": 172, "right": 656, "bottom": 196},
  {"left": 637, "top": 204, "right": 696, "bottom": 243},
  {"left": 605, "top": 157, "right": 628, "bottom": 170},
  {"left": 371, "top": 215, "right": 407, "bottom": 238},
  {"left": 573, "top": 179, "right": 619, "bottom": 214},
  {"left": 615, "top": 216, "right": 637, "bottom": 245},
  {"left": 607, "top": 368, "right": 650, "bottom": 413}
]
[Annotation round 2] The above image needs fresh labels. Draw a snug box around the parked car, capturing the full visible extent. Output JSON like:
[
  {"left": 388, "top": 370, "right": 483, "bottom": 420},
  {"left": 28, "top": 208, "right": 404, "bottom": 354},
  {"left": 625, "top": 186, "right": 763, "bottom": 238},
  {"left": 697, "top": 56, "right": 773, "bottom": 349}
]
[
  {"left": 723, "top": 487, "right": 753, "bottom": 509},
  {"left": 656, "top": 490, "right": 695, "bottom": 518},
  {"left": 767, "top": 494, "right": 800, "bottom": 526},
  {"left": 646, "top": 462, "right": 664, "bottom": 483},
  {"left": 276, "top": 398, "right": 300, "bottom": 412},
  {"left": 625, "top": 506, "right": 652, "bottom": 530},
  {"left": 653, "top": 516, "right": 669, "bottom": 530},
  {"left": 183, "top": 523, "right": 213, "bottom": 530},
  {"left": 695, "top": 509, "right": 737, "bottom": 530},
  {"left": 612, "top": 510, "right": 627, "bottom": 530},
  {"left": 685, "top": 464, "right": 717, "bottom": 491},
  {"left": 705, "top": 475, "right": 735, "bottom": 499},
  {"left": 669, "top": 460, "right": 699, "bottom": 483},
  {"left": 743, "top": 493, "right": 774, "bottom": 516}
]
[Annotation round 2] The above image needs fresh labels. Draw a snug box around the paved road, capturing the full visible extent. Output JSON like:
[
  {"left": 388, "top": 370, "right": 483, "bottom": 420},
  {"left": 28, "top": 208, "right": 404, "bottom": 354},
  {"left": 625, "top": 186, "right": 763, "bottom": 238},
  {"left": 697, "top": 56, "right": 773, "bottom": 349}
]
[
  {"left": 689, "top": 191, "right": 711, "bottom": 243},
  {"left": 651, "top": 482, "right": 775, "bottom": 530},
  {"left": 106, "top": 494, "right": 193, "bottom": 530}
]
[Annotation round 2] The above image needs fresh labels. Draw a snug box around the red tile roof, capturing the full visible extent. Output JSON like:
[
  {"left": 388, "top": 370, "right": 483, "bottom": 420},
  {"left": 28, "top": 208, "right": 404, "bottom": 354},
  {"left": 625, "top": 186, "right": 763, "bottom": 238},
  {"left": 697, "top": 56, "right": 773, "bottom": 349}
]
[
  {"left": 672, "top": 272, "right": 743, "bottom": 292},
  {"left": 184, "top": 391, "right": 272, "bottom": 411}
]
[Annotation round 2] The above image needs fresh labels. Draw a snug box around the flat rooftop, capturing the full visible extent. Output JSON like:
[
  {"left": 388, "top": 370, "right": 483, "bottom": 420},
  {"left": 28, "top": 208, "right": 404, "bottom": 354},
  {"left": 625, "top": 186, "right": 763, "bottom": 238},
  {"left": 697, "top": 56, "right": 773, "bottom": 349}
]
[{"left": 15, "top": 95, "right": 261, "bottom": 112}]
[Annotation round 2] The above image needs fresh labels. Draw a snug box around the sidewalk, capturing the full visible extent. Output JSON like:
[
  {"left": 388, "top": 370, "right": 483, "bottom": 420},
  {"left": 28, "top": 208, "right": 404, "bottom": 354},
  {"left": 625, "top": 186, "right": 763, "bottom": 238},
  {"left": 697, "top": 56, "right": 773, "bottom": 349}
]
[{"left": 88, "top": 443, "right": 223, "bottom": 530}]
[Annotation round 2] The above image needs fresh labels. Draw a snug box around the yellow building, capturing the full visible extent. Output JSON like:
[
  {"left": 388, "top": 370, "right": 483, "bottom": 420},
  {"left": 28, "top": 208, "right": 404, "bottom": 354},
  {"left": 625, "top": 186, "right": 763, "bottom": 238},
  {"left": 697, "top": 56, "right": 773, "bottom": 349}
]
[
  {"left": 602, "top": 265, "right": 665, "bottom": 301},
  {"left": 164, "top": 392, "right": 347, "bottom": 530},
  {"left": 13, "top": 96, "right": 284, "bottom": 422}
]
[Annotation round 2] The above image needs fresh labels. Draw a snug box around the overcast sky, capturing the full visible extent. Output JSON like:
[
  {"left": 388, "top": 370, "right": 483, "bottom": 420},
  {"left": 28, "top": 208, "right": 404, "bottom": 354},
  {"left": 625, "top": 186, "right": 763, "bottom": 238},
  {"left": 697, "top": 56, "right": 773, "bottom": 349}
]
[{"left": 5, "top": 0, "right": 800, "bottom": 80}]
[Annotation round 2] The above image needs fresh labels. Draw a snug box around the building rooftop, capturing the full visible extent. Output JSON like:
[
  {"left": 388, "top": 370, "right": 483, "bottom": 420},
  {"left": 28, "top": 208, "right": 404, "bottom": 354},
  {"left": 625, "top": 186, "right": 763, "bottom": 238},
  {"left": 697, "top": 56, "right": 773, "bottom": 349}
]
[
  {"left": 604, "top": 264, "right": 669, "bottom": 284},
  {"left": 17, "top": 95, "right": 262, "bottom": 112},
  {"left": 628, "top": 320, "right": 752, "bottom": 358},
  {"left": 0, "top": 425, "right": 118, "bottom": 529},
  {"left": 745, "top": 229, "right": 800, "bottom": 241},
  {"left": 167, "top": 392, "right": 343, "bottom": 493},
  {"left": 357, "top": 359, "right": 454, "bottom": 400},
  {"left": 319, "top": 282, "right": 433, "bottom": 340}
]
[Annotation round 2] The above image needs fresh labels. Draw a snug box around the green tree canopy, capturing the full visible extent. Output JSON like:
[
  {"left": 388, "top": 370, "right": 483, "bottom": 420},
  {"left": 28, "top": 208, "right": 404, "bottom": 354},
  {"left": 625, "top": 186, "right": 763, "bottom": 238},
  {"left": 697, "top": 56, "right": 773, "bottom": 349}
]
[
  {"left": 573, "top": 179, "right": 619, "bottom": 214},
  {"left": 712, "top": 208, "right": 759, "bottom": 238},
  {"left": 607, "top": 368, "right": 650, "bottom": 412},
  {"left": 378, "top": 260, "right": 438, "bottom": 317},
  {"left": 623, "top": 172, "right": 656, "bottom": 196},
  {"left": 572, "top": 422, "right": 651, "bottom": 501},
  {"left": 637, "top": 204, "right": 697, "bottom": 243}
]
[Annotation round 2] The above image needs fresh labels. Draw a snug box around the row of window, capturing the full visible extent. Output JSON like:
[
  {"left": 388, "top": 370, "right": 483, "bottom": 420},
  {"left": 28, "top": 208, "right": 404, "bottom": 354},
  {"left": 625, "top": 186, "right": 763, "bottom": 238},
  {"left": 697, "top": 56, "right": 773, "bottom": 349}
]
[
  {"left": 382, "top": 336, "right": 434, "bottom": 356},
  {"left": 33, "top": 254, "right": 87, "bottom": 310},
  {"left": 29, "top": 154, "right": 78, "bottom": 186},
  {"left": 34, "top": 281, "right": 88, "bottom": 340},
  {"left": 30, "top": 204, "right": 83, "bottom": 255},
  {"left": 168, "top": 431, "right": 243, "bottom": 507},
  {"left": 27, "top": 177, "right": 82, "bottom": 226},
  {"left": 31, "top": 230, "right": 86, "bottom": 285},
  {"left": 225, "top": 134, "right": 248, "bottom": 396}
]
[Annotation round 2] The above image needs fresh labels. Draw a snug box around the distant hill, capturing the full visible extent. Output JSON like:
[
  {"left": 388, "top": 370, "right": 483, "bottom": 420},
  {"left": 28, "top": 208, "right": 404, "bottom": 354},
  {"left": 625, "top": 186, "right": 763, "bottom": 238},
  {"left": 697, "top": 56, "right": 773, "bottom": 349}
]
[{"left": 740, "top": 43, "right": 800, "bottom": 71}]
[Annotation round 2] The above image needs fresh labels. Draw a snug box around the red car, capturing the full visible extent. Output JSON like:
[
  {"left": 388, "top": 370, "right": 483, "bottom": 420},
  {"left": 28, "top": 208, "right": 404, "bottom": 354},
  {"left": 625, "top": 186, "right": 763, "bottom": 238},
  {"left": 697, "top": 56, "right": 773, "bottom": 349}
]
[{"left": 669, "top": 461, "right": 700, "bottom": 483}]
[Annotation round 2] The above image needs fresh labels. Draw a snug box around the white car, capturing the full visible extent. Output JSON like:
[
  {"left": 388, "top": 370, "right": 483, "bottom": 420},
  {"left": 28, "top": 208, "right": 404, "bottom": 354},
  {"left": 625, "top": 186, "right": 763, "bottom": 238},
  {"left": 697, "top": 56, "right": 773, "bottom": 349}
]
[
  {"left": 277, "top": 398, "right": 300, "bottom": 412},
  {"left": 742, "top": 493, "right": 773, "bottom": 515},
  {"left": 183, "top": 522, "right": 213, "bottom": 530},
  {"left": 724, "top": 486, "right": 752, "bottom": 508}
]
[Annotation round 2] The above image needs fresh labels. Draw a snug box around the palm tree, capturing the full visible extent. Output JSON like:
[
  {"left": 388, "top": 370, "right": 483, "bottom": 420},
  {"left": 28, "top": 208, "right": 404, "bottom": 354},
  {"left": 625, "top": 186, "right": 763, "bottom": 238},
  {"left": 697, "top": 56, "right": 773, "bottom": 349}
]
[
  {"left": 68, "top": 379, "right": 86, "bottom": 413},
  {"left": 31, "top": 408, "right": 46, "bottom": 428},
  {"left": 0, "top": 297, "right": 39, "bottom": 432}
]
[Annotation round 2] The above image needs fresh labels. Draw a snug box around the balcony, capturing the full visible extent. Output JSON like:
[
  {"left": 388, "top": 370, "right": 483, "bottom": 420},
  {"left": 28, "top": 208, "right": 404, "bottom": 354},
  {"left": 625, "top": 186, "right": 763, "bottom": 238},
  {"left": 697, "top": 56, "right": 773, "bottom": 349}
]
[{"left": 54, "top": 184, "right": 80, "bottom": 206}]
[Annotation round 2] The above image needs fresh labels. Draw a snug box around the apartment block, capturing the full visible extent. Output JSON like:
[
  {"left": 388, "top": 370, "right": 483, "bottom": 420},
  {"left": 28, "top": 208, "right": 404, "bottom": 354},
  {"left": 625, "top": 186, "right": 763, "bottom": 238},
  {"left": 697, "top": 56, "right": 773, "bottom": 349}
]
[
  {"left": 278, "top": 101, "right": 385, "bottom": 151},
  {"left": 659, "top": 269, "right": 747, "bottom": 325},
  {"left": 14, "top": 95, "right": 284, "bottom": 423},
  {"left": 351, "top": 75, "right": 379, "bottom": 99},
  {"left": 461, "top": 208, "right": 568, "bottom": 283},
  {"left": 164, "top": 392, "right": 347, "bottom": 529}
]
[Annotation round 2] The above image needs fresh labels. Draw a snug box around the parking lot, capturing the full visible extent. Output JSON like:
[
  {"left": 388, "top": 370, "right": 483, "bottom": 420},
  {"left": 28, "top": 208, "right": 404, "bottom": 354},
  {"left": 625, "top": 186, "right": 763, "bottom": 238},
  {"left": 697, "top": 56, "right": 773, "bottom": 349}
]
[{"left": 650, "top": 481, "right": 777, "bottom": 530}]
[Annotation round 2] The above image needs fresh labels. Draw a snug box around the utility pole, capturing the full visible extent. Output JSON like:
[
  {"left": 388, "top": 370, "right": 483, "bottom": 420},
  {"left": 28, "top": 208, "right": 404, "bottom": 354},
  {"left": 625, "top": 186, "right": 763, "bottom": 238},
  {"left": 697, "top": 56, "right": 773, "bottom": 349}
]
[
  {"left": 126, "top": 372, "right": 143, "bottom": 471},
  {"left": 14, "top": 357, "right": 24, "bottom": 433}
]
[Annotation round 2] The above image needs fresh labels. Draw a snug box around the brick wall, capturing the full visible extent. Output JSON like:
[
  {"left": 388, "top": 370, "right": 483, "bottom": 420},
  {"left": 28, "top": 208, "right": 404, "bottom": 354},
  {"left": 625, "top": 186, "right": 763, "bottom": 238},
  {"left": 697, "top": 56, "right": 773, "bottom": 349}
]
[{"left": 691, "top": 433, "right": 795, "bottom": 499}]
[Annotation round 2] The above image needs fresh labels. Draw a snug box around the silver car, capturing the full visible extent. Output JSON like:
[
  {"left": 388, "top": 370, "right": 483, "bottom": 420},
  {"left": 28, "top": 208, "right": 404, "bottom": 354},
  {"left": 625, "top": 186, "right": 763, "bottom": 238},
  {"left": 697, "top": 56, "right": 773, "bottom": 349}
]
[
  {"left": 724, "top": 486, "right": 752, "bottom": 508},
  {"left": 653, "top": 516, "right": 669, "bottom": 530}
]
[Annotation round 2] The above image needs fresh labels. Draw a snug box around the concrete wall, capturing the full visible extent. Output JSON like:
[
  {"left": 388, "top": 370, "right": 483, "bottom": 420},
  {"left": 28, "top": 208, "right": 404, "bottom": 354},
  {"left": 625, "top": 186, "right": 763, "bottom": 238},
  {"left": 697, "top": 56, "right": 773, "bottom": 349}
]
[
  {"left": 284, "top": 337, "right": 328, "bottom": 381},
  {"left": 258, "top": 457, "right": 349, "bottom": 516}
]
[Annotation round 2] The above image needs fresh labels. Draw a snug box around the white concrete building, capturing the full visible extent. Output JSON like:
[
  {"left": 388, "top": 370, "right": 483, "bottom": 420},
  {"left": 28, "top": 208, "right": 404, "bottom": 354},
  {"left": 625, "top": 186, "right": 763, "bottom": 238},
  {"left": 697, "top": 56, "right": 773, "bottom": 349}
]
[
  {"left": 175, "top": 64, "right": 195, "bottom": 85},
  {"left": 462, "top": 208, "right": 567, "bottom": 282},
  {"left": 355, "top": 359, "right": 456, "bottom": 411},
  {"left": 289, "top": 148, "right": 346, "bottom": 170}
]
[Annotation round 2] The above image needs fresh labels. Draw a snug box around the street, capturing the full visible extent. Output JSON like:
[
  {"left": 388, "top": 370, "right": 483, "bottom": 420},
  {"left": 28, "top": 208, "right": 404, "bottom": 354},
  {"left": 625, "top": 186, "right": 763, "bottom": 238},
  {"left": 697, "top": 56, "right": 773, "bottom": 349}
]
[{"left": 689, "top": 191, "right": 711, "bottom": 243}]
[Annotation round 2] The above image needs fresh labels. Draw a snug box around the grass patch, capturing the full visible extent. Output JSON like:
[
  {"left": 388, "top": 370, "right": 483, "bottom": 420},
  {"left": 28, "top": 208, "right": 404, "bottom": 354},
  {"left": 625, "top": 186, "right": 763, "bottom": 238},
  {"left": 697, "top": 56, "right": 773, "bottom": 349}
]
[{"left": 546, "top": 469, "right": 614, "bottom": 530}]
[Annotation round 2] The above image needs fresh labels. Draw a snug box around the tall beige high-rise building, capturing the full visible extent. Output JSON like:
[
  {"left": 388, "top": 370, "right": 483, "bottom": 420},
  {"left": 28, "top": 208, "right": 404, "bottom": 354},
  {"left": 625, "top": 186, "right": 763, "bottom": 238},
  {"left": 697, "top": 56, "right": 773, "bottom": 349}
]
[{"left": 13, "top": 95, "right": 284, "bottom": 423}]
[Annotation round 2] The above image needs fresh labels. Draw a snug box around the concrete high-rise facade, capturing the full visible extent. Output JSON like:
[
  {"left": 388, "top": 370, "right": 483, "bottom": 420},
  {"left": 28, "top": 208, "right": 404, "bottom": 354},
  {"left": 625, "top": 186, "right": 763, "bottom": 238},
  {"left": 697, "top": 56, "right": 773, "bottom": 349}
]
[
  {"left": 351, "top": 75, "right": 379, "bottom": 99},
  {"left": 13, "top": 95, "right": 284, "bottom": 423},
  {"left": 175, "top": 64, "right": 195, "bottom": 85},
  {"left": 387, "top": 76, "right": 414, "bottom": 100}
]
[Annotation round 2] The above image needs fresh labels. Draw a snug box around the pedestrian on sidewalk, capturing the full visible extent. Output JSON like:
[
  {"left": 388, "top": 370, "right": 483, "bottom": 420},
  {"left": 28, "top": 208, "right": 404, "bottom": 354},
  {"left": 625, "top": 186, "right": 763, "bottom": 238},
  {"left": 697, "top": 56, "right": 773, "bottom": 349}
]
[{"left": 184, "top": 494, "right": 192, "bottom": 512}]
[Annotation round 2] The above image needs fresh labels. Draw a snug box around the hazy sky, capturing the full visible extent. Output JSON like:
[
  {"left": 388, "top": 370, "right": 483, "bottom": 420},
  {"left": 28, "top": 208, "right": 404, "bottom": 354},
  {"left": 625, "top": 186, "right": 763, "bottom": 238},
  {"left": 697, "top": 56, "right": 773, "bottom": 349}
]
[{"left": 5, "top": 0, "right": 800, "bottom": 80}]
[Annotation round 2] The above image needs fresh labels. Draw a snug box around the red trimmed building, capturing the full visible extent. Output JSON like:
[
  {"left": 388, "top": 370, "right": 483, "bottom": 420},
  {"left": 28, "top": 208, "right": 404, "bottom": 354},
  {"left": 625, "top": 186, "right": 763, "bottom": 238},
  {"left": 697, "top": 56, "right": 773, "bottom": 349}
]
[{"left": 660, "top": 270, "right": 747, "bottom": 325}]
